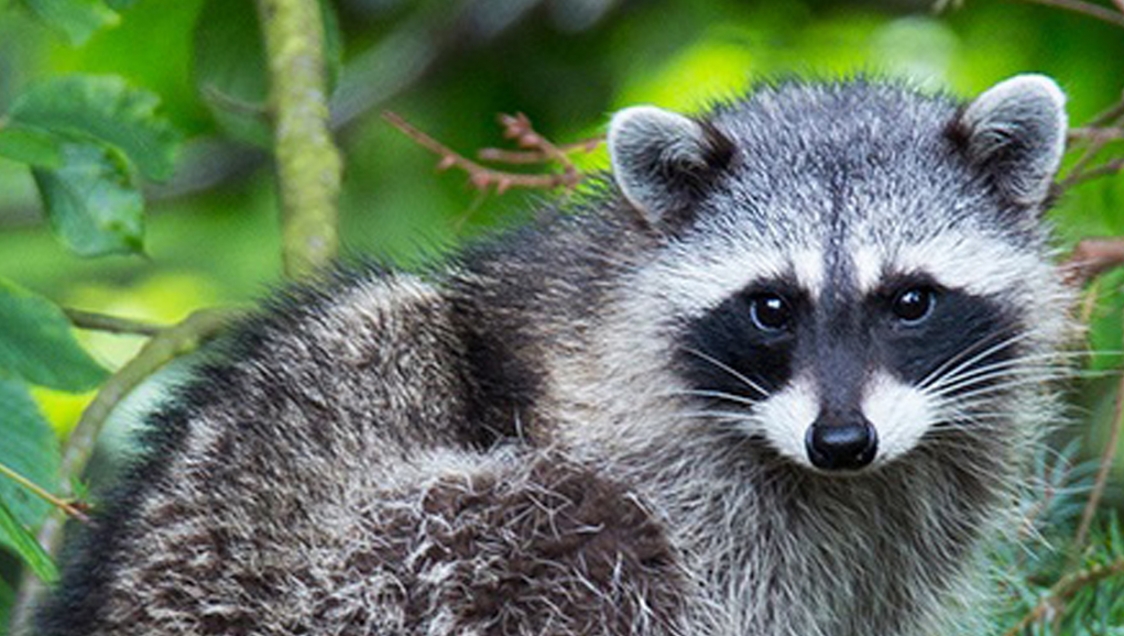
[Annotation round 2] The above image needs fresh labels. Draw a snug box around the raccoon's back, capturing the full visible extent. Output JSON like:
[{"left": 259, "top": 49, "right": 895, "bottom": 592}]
[
  {"left": 34, "top": 268, "right": 686, "bottom": 636},
  {"left": 36, "top": 271, "right": 481, "bottom": 634}
]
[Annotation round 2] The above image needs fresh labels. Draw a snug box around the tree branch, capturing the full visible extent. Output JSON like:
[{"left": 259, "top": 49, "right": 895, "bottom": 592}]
[
  {"left": 383, "top": 111, "right": 584, "bottom": 193},
  {"left": 1004, "top": 556, "right": 1124, "bottom": 635},
  {"left": 1071, "top": 356, "right": 1124, "bottom": 555},
  {"left": 7, "top": 308, "right": 238, "bottom": 635},
  {"left": 1059, "top": 237, "right": 1124, "bottom": 285},
  {"left": 0, "top": 462, "right": 88, "bottom": 523},
  {"left": 1068, "top": 126, "right": 1124, "bottom": 142},
  {"left": 256, "top": 0, "right": 342, "bottom": 279},
  {"left": 477, "top": 136, "right": 604, "bottom": 164},
  {"left": 63, "top": 308, "right": 163, "bottom": 337}
]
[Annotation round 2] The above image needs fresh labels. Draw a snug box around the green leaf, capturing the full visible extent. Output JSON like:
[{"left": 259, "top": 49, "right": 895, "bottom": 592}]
[
  {"left": 0, "top": 280, "right": 108, "bottom": 391},
  {"left": 8, "top": 75, "right": 182, "bottom": 181},
  {"left": 192, "top": 0, "right": 342, "bottom": 148},
  {"left": 0, "top": 496, "right": 58, "bottom": 583},
  {"left": 33, "top": 140, "right": 145, "bottom": 257},
  {"left": 0, "top": 379, "right": 61, "bottom": 585},
  {"left": 0, "top": 124, "right": 63, "bottom": 168},
  {"left": 0, "top": 380, "right": 61, "bottom": 534},
  {"left": 19, "top": 0, "right": 119, "bottom": 46}
]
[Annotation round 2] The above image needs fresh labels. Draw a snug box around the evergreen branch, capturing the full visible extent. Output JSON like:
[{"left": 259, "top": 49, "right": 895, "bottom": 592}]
[
  {"left": 255, "top": 0, "right": 342, "bottom": 279},
  {"left": 1004, "top": 556, "right": 1124, "bottom": 635},
  {"left": 63, "top": 307, "right": 163, "bottom": 336},
  {"left": 0, "top": 461, "right": 89, "bottom": 523},
  {"left": 1072, "top": 359, "right": 1124, "bottom": 554},
  {"left": 7, "top": 308, "right": 237, "bottom": 635}
]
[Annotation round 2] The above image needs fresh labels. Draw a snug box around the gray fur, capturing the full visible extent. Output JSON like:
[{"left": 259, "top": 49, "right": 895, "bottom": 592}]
[
  {"left": 609, "top": 106, "right": 730, "bottom": 227},
  {"left": 957, "top": 74, "right": 1067, "bottom": 206},
  {"left": 37, "top": 75, "right": 1072, "bottom": 636}
]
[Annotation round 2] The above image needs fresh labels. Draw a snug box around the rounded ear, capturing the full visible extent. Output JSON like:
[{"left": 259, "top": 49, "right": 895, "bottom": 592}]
[
  {"left": 955, "top": 74, "right": 1067, "bottom": 206},
  {"left": 608, "top": 106, "right": 733, "bottom": 231}
]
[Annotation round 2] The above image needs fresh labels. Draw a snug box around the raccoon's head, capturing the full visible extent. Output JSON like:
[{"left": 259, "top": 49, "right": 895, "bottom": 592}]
[{"left": 606, "top": 75, "right": 1070, "bottom": 473}]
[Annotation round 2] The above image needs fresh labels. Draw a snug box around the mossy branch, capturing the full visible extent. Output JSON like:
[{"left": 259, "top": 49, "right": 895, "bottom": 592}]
[
  {"left": 8, "top": 308, "right": 237, "bottom": 635},
  {"left": 255, "top": 0, "right": 341, "bottom": 279},
  {"left": 63, "top": 307, "right": 163, "bottom": 336}
]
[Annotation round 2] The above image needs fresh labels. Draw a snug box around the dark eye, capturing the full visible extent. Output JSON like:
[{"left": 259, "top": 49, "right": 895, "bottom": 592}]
[
  {"left": 750, "top": 293, "right": 792, "bottom": 331},
  {"left": 892, "top": 287, "right": 935, "bottom": 323}
]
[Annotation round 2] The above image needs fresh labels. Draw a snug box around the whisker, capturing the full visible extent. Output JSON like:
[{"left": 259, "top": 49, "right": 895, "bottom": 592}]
[
  {"left": 665, "top": 389, "right": 761, "bottom": 408},
  {"left": 918, "top": 330, "right": 1031, "bottom": 391},
  {"left": 929, "top": 374, "right": 1069, "bottom": 405},
  {"left": 677, "top": 409, "right": 757, "bottom": 421},
  {"left": 925, "top": 364, "right": 1069, "bottom": 398},
  {"left": 680, "top": 347, "right": 770, "bottom": 398},
  {"left": 927, "top": 351, "right": 1082, "bottom": 391}
]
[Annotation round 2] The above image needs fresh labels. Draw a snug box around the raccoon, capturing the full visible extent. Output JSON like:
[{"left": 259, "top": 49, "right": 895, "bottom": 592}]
[{"left": 35, "top": 75, "right": 1071, "bottom": 636}]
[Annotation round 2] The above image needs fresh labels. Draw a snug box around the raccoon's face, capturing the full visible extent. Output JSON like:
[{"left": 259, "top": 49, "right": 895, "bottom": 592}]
[{"left": 608, "top": 76, "right": 1068, "bottom": 472}]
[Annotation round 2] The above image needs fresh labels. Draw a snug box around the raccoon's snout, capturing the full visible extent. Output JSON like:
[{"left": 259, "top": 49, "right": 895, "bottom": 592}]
[{"left": 805, "top": 412, "right": 878, "bottom": 471}]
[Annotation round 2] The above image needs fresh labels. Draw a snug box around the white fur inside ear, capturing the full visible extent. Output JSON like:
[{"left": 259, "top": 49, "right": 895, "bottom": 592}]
[
  {"left": 960, "top": 74, "right": 1067, "bottom": 205},
  {"left": 608, "top": 106, "right": 708, "bottom": 224}
]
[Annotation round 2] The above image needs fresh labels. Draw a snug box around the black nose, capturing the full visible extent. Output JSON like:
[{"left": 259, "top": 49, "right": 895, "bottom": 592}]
[{"left": 805, "top": 417, "right": 878, "bottom": 471}]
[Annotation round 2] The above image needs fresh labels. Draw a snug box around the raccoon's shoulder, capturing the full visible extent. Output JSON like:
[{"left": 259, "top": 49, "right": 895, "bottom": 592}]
[{"left": 35, "top": 265, "right": 502, "bottom": 635}]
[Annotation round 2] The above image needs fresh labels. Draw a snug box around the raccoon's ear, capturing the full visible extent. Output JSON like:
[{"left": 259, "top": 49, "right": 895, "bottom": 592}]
[
  {"left": 608, "top": 106, "right": 734, "bottom": 230},
  {"left": 955, "top": 74, "right": 1067, "bottom": 206}
]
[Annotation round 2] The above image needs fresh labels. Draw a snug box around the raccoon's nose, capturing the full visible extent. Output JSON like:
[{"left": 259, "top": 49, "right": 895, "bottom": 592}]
[{"left": 805, "top": 414, "right": 878, "bottom": 471}]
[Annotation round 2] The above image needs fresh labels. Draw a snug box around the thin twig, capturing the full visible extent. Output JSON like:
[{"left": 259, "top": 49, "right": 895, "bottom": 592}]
[
  {"left": 1016, "top": 0, "right": 1124, "bottom": 28},
  {"left": 1067, "top": 126, "right": 1124, "bottom": 142},
  {"left": 63, "top": 308, "right": 164, "bottom": 337},
  {"left": 1003, "top": 556, "right": 1124, "bottom": 635},
  {"left": 477, "top": 136, "right": 604, "bottom": 164},
  {"left": 1062, "top": 157, "right": 1124, "bottom": 189},
  {"left": 497, "top": 112, "right": 581, "bottom": 186},
  {"left": 383, "top": 111, "right": 583, "bottom": 193},
  {"left": 7, "top": 307, "right": 238, "bottom": 635},
  {"left": 1071, "top": 356, "right": 1124, "bottom": 554},
  {"left": 1058, "top": 92, "right": 1124, "bottom": 188},
  {"left": 1085, "top": 91, "right": 1124, "bottom": 128},
  {"left": 1062, "top": 130, "right": 1118, "bottom": 188},
  {"left": 1059, "top": 237, "right": 1124, "bottom": 286},
  {"left": 1079, "top": 277, "right": 1101, "bottom": 326},
  {"left": 1056, "top": 90, "right": 1124, "bottom": 190},
  {"left": 0, "top": 462, "right": 89, "bottom": 523}
]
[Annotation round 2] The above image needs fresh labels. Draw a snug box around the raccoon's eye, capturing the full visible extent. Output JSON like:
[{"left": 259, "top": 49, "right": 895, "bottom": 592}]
[
  {"left": 891, "top": 287, "right": 935, "bottom": 323},
  {"left": 750, "top": 293, "right": 792, "bottom": 331}
]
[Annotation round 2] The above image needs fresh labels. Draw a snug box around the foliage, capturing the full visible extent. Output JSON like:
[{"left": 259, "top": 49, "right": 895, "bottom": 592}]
[
  {"left": 1, "top": 0, "right": 1124, "bottom": 634},
  {"left": 2, "top": 75, "right": 181, "bottom": 257}
]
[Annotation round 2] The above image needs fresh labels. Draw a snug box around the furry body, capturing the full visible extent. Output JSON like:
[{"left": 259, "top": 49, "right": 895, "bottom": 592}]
[{"left": 37, "top": 77, "right": 1071, "bottom": 636}]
